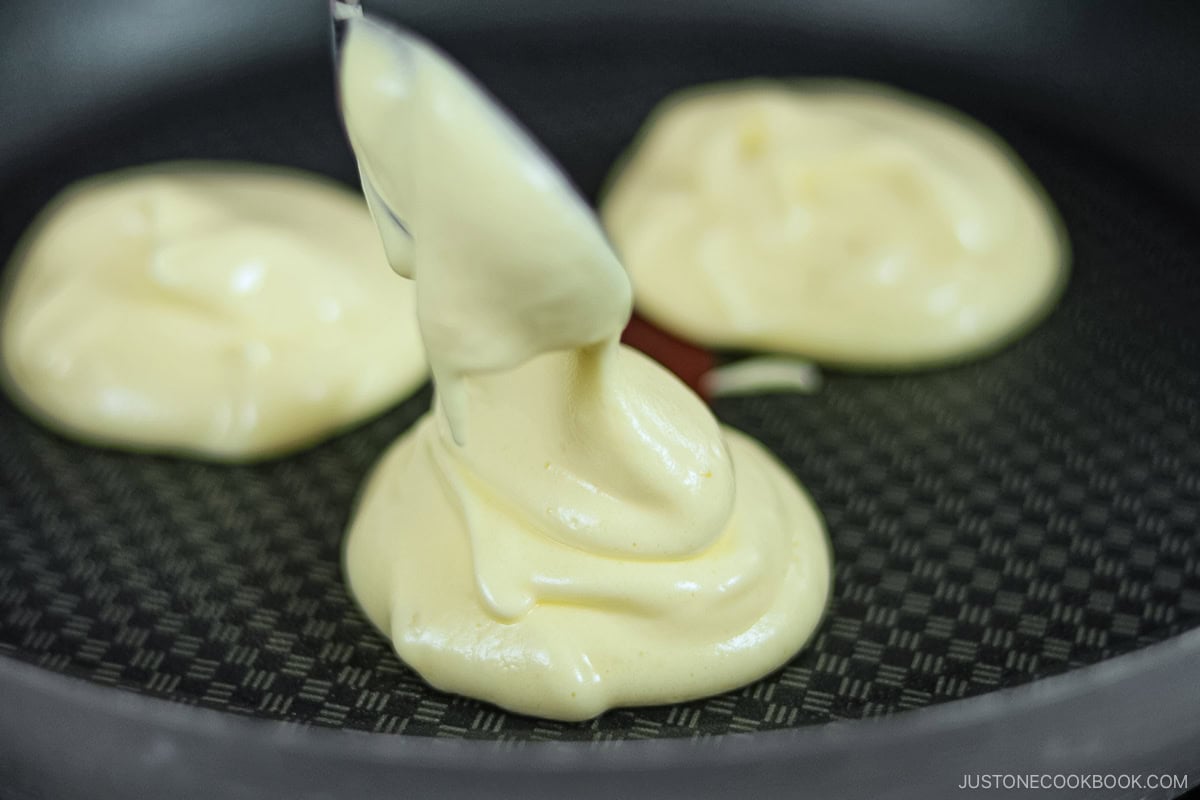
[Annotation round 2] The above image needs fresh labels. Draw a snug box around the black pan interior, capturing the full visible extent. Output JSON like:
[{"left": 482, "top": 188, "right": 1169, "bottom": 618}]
[{"left": 1, "top": 10, "right": 1200, "bottom": 743}]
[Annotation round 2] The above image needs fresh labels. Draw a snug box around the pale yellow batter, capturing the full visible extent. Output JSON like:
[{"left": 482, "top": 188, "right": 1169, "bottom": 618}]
[
  {"left": 339, "top": 18, "right": 830, "bottom": 720},
  {"left": 1, "top": 164, "right": 426, "bottom": 460},
  {"left": 602, "top": 81, "right": 1069, "bottom": 367}
]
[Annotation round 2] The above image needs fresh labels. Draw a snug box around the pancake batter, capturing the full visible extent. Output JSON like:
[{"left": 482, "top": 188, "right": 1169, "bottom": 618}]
[
  {"left": 1, "top": 164, "right": 427, "bottom": 460},
  {"left": 602, "top": 81, "right": 1069, "bottom": 367},
  {"left": 339, "top": 18, "right": 831, "bottom": 720}
]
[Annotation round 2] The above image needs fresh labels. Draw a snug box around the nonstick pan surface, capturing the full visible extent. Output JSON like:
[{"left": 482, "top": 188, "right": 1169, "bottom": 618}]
[{"left": 1, "top": 1, "right": 1199, "bottom": 798}]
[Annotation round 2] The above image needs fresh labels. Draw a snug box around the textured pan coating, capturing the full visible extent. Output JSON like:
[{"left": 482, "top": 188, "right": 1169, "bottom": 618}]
[{"left": 0, "top": 53, "right": 1198, "bottom": 742}]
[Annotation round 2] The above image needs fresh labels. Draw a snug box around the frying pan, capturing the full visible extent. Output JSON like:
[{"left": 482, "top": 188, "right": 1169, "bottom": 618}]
[{"left": 1, "top": 1, "right": 1199, "bottom": 798}]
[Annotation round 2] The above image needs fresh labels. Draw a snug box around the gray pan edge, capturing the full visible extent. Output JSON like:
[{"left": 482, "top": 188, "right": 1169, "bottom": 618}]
[{"left": 1, "top": 627, "right": 1198, "bottom": 800}]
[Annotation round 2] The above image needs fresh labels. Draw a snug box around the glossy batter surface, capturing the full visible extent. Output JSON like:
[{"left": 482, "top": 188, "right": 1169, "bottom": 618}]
[{"left": 339, "top": 19, "right": 830, "bottom": 720}]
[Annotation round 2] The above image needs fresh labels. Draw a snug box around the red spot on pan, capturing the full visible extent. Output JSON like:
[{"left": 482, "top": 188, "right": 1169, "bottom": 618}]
[{"left": 620, "top": 315, "right": 715, "bottom": 400}]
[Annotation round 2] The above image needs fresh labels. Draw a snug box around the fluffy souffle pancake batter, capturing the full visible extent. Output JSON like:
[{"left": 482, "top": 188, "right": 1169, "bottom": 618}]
[
  {"left": 1, "top": 164, "right": 427, "bottom": 460},
  {"left": 602, "top": 81, "right": 1069, "bottom": 368},
  {"left": 338, "top": 18, "right": 831, "bottom": 721}
]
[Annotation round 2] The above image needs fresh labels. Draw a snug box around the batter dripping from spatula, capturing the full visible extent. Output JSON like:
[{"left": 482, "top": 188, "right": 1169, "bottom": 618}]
[{"left": 337, "top": 16, "right": 831, "bottom": 720}]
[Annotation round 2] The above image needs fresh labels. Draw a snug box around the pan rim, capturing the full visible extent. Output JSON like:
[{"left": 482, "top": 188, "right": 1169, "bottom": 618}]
[{"left": 3, "top": 621, "right": 1199, "bottom": 767}]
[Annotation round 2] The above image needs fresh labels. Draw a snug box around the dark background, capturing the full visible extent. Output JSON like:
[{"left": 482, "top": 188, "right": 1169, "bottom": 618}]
[{"left": 3, "top": 0, "right": 1200, "bottom": 207}]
